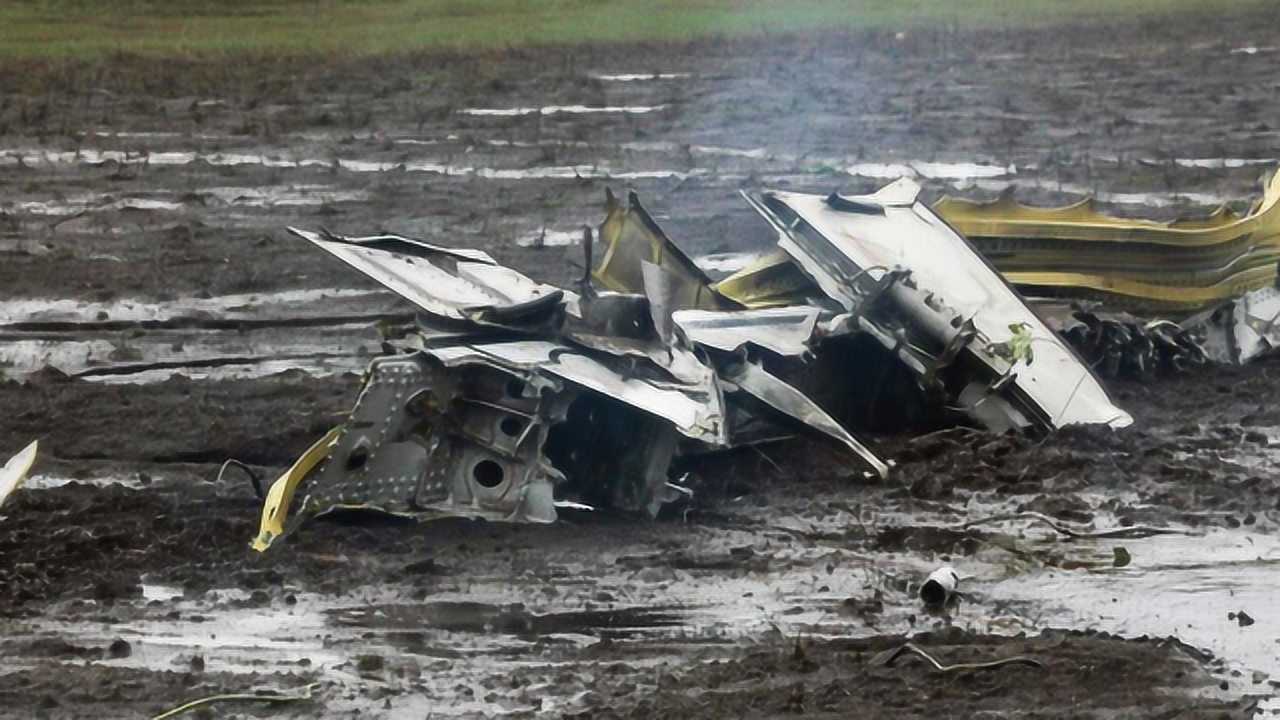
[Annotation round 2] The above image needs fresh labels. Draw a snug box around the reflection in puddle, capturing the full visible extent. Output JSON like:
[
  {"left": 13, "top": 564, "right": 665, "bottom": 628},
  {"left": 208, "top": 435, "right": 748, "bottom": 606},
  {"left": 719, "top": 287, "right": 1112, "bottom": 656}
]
[
  {"left": 984, "top": 529, "right": 1280, "bottom": 678},
  {"left": 457, "top": 105, "right": 666, "bottom": 117},
  {"left": 331, "top": 602, "right": 687, "bottom": 640}
]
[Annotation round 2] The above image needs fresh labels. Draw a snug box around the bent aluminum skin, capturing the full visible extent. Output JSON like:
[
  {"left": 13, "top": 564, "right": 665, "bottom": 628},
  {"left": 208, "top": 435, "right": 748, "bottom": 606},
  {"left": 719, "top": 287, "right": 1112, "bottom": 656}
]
[{"left": 743, "top": 180, "right": 1132, "bottom": 432}]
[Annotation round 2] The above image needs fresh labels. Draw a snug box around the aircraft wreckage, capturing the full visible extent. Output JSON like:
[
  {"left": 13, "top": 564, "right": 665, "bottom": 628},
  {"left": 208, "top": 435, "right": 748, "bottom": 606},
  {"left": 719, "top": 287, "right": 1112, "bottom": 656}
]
[
  {"left": 252, "top": 177, "right": 1140, "bottom": 550},
  {"left": 248, "top": 172, "right": 1280, "bottom": 549}
]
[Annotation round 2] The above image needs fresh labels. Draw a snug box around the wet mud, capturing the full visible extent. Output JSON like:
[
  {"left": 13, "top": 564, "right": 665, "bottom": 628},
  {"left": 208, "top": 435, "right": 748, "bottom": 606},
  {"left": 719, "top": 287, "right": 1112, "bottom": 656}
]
[{"left": 3, "top": 9, "right": 1280, "bottom": 718}]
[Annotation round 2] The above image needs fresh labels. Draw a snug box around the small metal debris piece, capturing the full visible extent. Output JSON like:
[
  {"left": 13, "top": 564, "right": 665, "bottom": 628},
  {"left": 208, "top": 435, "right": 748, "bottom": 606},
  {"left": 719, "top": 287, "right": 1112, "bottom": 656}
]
[
  {"left": 920, "top": 566, "right": 959, "bottom": 608},
  {"left": 0, "top": 440, "right": 37, "bottom": 509},
  {"left": 1181, "top": 284, "right": 1280, "bottom": 364}
]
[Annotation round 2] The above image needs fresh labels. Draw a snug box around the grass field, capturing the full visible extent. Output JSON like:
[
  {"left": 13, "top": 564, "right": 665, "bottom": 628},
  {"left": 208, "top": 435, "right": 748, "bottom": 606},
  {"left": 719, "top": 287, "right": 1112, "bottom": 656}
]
[{"left": 0, "top": 0, "right": 1270, "bottom": 60}]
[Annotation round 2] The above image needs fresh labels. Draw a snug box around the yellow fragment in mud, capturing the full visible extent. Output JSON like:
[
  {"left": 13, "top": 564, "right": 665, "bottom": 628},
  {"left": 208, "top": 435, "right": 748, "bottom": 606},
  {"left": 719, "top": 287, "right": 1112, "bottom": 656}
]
[
  {"left": 0, "top": 440, "right": 38, "bottom": 508},
  {"left": 935, "top": 171, "right": 1280, "bottom": 310},
  {"left": 594, "top": 188, "right": 737, "bottom": 310},
  {"left": 712, "top": 249, "right": 812, "bottom": 308},
  {"left": 251, "top": 428, "right": 340, "bottom": 552}
]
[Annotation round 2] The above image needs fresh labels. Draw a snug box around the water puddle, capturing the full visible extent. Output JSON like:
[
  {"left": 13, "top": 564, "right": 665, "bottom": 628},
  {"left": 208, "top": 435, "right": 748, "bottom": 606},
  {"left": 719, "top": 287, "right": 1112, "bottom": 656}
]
[
  {"left": 141, "top": 584, "right": 185, "bottom": 603},
  {"left": 1171, "top": 157, "right": 1277, "bottom": 170},
  {"left": 515, "top": 229, "right": 583, "bottom": 248},
  {"left": 6, "top": 497, "right": 1274, "bottom": 715},
  {"left": 2, "top": 185, "right": 367, "bottom": 216},
  {"left": 589, "top": 73, "right": 690, "bottom": 82},
  {"left": 949, "top": 177, "right": 1237, "bottom": 208},
  {"left": 983, "top": 528, "right": 1280, "bottom": 678},
  {"left": 847, "top": 160, "right": 1016, "bottom": 180},
  {"left": 0, "top": 322, "right": 377, "bottom": 382},
  {"left": 196, "top": 185, "right": 370, "bottom": 207},
  {"left": 5, "top": 197, "right": 184, "bottom": 216},
  {"left": 1230, "top": 46, "right": 1276, "bottom": 55},
  {"left": 0, "top": 288, "right": 387, "bottom": 326},
  {"left": 0, "top": 148, "right": 700, "bottom": 182},
  {"left": 86, "top": 355, "right": 368, "bottom": 384},
  {"left": 22, "top": 473, "right": 147, "bottom": 490},
  {"left": 694, "top": 251, "right": 767, "bottom": 274},
  {"left": 457, "top": 105, "right": 667, "bottom": 117},
  {"left": 330, "top": 602, "right": 687, "bottom": 641}
]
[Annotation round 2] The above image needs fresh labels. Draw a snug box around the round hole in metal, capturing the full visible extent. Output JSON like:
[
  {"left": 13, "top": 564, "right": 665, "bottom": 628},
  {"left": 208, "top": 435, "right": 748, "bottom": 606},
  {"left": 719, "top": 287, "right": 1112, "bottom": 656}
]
[
  {"left": 345, "top": 446, "right": 369, "bottom": 472},
  {"left": 499, "top": 417, "right": 524, "bottom": 437},
  {"left": 472, "top": 459, "right": 505, "bottom": 488}
]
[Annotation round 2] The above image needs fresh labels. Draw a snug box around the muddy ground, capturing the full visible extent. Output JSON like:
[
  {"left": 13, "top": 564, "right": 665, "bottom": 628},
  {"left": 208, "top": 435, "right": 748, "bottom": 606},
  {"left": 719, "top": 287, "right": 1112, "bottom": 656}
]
[{"left": 2, "top": 8, "right": 1280, "bottom": 719}]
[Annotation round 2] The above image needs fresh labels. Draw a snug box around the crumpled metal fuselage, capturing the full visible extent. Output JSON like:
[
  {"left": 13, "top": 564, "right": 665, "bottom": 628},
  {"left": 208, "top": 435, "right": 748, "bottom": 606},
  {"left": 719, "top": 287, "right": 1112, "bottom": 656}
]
[{"left": 252, "top": 177, "right": 1133, "bottom": 549}]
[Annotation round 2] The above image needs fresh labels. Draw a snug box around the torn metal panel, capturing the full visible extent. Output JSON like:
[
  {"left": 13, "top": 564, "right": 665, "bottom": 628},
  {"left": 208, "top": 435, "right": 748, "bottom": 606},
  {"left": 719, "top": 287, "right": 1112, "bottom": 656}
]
[
  {"left": 720, "top": 359, "right": 891, "bottom": 479},
  {"left": 934, "top": 172, "right": 1280, "bottom": 311},
  {"left": 256, "top": 352, "right": 561, "bottom": 549},
  {"left": 1182, "top": 285, "right": 1280, "bottom": 364},
  {"left": 672, "top": 306, "right": 822, "bottom": 358},
  {"left": 749, "top": 179, "right": 1132, "bottom": 431},
  {"left": 712, "top": 249, "right": 814, "bottom": 309},
  {"left": 454, "top": 340, "right": 727, "bottom": 446},
  {"left": 0, "top": 440, "right": 37, "bottom": 509},
  {"left": 290, "top": 227, "right": 564, "bottom": 327},
  {"left": 593, "top": 189, "right": 738, "bottom": 311},
  {"left": 253, "top": 337, "right": 728, "bottom": 548}
]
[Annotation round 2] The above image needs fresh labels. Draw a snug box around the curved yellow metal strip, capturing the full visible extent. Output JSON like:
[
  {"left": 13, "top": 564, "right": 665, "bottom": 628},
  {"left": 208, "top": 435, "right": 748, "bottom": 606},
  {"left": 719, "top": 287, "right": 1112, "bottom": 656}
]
[
  {"left": 1003, "top": 266, "right": 1278, "bottom": 310},
  {"left": 251, "top": 428, "right": 341, "bottom": 552},
  {"left": 593, "top": 188, "right": 737, "bottom": 310},
  {"left": 933, "top": 172, "right": 1280, "bottom": 309},
  {"left": 935, "top": 172, "right": 1280, "bottom": 246},
  {"left": 711, "top": 249, "right": 812, "bottom": 308}
]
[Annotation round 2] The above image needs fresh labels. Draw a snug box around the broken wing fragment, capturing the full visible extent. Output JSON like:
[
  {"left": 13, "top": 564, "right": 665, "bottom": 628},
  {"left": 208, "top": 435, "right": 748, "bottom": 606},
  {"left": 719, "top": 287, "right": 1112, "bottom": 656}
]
[
  {"left": 0, "top": 440, "right": 37, "bottom": 509},
  {"left": 289, "top": 228, "right": 565, "bottom": 328},
  {"left": 745, "top": 180, "right": 1131, "bottom": 431}
]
